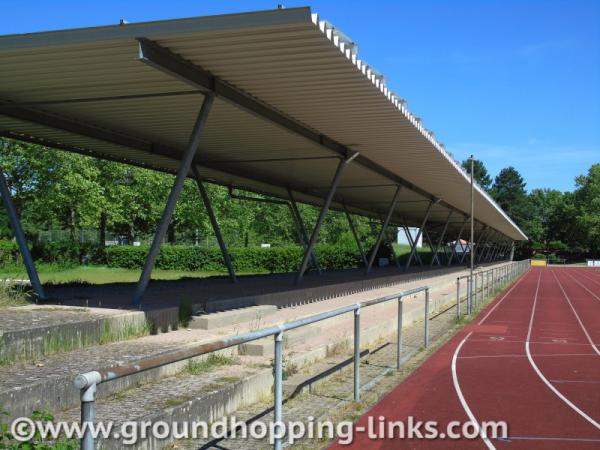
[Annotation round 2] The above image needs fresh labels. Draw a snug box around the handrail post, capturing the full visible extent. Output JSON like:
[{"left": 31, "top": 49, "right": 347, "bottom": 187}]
[
  {"left": 397, "top": 297, "right": 403, "bottom": 369},
  {"left": 466, "top": 275, "right": 471, "bottom": 315},
  {"left": 474, "top": 274, "right": 478, "bottom": 310},
  {"left": 424, "top": 288, "right": 430, "bottom": 348},
  {"left": 456, "top": 277, "right": 460, "bottom": 318},
  {"left": 74, "top": 371, "right": 101, "bottom": 450},
  {"left": 354, "top": 306, "right": 361, "bottom": 401},
  {"left": 480, "top": 272, "right": 484, "bottom": 304},
  {"left": 273, "top": 331, "right": 284, "bottom": 450}
]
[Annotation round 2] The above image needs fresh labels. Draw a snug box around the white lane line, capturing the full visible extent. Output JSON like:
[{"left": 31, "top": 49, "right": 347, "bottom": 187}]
[
  {"left": 550, "top": 379, "right": 600, "bottom": 384},
  {"left": 451, "top": 331, "right": 496, "bottom": 450},
  {"left": 563, "top": 270, "right": 600, "bottom": 301},
  {"left": 551, "top": 269, "right": 600, "bottom": 356},
  {"left": 458, "top": 353, "right": 596, "bottom": 360},
  {"left": 573, "top": 270, "right": 600, "bottom": 288},
  {"left": 477, "top": 269, "right": 530, "bottom": 325},
  {"left": 499, "top": 436, "right": 600, "bottom": 442},
  {"left": 525, "top": 271, "right": 600, "bottom": 430}
]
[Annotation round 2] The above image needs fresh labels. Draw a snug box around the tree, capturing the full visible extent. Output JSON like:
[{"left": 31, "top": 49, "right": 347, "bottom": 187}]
[
  {"left": 573, "top": 164, "right": 600, "bottom": 255},
  {"left": 526, "top": 189, "right": 567, "bottom": 251},
  {"left": 491, "top": 167, "right": 529, "bottom": 228},
  {"left": 462, "top": 158, "right": 492, "bottom": 191}
]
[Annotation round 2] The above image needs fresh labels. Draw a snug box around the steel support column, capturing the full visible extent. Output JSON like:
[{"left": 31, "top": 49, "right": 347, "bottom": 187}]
[
  {"left": 430, "top": 211, "right": 452, "bottom": 267},
  {"left": 343, "top": 205, "right": 368, "bottom": 268},
  {"left": 295, "top": 155, "right": 356, "bottom": 283},
  {"left": 403, "top": 225, "right": 423, "bottom": 265},
  {"left": 382, "top": 225, "right": 401, "bottom": 268},
  {"left": 476, "top": 228, "right": 492, "bottom": 264},
  {"left": 192, "top": 166, "right": 237, "bottom": 284},
  {"left": 406, "top": 200, "right": 438, "bottom": 269},
  {"left": 447, "top": 217, "right": 468, "bottom": 266},
  {"left": 0, "top": 168, "right": 46, "bottom": 301},
  {"left": 365, "top": 186, "right": 402, "bottom": 273},
  {"left": 288, "top": 189, "right": 321, "bottom": 274},
  {"left": 133, "top": 93, "right": 214, "bottom": 307},
  {"left": 423, "top": 228, "right": 437, "bottom": 265},
  {"left": 484, "top": 232, "right": 499, "bottom": 262},
  {"left": 459, "top": 237, "right": 470, "bottom": 264}
]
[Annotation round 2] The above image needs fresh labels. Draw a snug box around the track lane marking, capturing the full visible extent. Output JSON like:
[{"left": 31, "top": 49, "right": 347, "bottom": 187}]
[
  {"left": 525, "top": 270, "right": 600, "bottom": 430},
  {"left": 477, "top": 269, "right": 530, "bottom": 325},
  {"left": 551, "top": 269, "right": 600, "bottom": 356},
  {"left": 499, "top": 435, "right": 600, "bottom": 442},
  {"left": 573, "top": 270, "right": 600, "bottom": 288},
  {"left": 451, "top": 331, "right": 496, "bottom": 450},
  {"left": 562, "top": 270, "right": 600, "bottom": 302},
  {"left": 458, "top": 352, "right": 597, "bottom": 360}
]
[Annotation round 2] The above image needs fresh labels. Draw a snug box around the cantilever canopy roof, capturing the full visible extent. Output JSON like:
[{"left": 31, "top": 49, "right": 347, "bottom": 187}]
[{"left": 0, "top": 7, "right": 527, "bottom": 243}]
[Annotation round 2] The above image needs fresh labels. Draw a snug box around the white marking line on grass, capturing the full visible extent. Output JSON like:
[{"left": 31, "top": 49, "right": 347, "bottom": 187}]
[
  {"left": 452, "top": 331, "right": 496, "bottom": 450},
  {"left": 563, "top": 270, "right": 600, "bottom": 301},
  {"left": 526, "top": 271, "right": 600, "bottom": 430},
  {"left": 477, "top": 269, "right": 530, "bottom": 325},
  {"left": 551, "top": 269, "right": 600, "bottom": 356}
]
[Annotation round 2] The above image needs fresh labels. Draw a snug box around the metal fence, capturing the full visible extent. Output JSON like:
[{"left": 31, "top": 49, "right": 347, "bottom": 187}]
[
  {"left": 75, "top": 260, "right": 529, "bottom": 450},
  {"left": 455, "top": 260, "right": 530, "bottom": 317}
]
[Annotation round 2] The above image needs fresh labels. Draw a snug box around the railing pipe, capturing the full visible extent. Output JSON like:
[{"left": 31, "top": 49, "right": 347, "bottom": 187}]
[
  {"left": 273, "top": 331, "right": 284, "bottom": 450},
  {"left": 424, "top": 288, "right": 430, "bottom": 348},
  {"left": 397, "top": 297, "right": 404, "bottom": 369},
  {"left": 354, "top": 307, "right": 361, "bottom": 401}
]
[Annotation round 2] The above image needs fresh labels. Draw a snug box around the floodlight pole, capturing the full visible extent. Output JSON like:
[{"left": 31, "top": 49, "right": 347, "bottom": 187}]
[
  {"left": 132, "top": 93, "right": 214, "bottom": 307},
  {"left": 192, "top": 166, "right": 237, "bottom": 284},
  {"left": 469, "top": 155, "right": 475, "bottom": 311},
  {"left": 0, "top": 168, "right": 46, "bottom": 301}
]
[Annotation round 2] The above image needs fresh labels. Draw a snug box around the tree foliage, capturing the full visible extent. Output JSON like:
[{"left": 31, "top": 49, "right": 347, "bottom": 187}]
[
  {"left": 462, "top": 158, "right": 492, "bottom": 191},
  {"left": 1, "top": 137, "right": 599, "bottom": 260}
]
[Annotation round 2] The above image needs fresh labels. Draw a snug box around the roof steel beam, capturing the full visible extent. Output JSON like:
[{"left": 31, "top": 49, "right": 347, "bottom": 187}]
[{"left": 136, "top": 38, "right": 473, "bottom": 222}]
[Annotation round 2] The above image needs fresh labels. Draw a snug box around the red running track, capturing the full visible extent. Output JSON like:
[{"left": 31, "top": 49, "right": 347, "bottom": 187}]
[{"left": 330, "top": 267, "right": 600, "bottom": 449}]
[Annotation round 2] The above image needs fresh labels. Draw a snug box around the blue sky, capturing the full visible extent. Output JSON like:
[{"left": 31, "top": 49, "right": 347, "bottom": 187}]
[{"left": 2, "top": 0, "right": 598, "bottom": 192}]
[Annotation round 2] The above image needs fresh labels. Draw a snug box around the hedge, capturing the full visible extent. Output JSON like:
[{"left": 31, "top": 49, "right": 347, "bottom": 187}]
[
  {"left": 0, "top": 240, "right": 21, "bottom": 266},
  {"left": 0, "top": 239, "right": 365, "bottom": 272},
  {"left": 105, "top": 244, "right": 362, "bottom": 273}
]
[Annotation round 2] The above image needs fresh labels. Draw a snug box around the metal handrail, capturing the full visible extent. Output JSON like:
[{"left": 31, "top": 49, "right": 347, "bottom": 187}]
[{"left": 75, "top": 284, "right": 430, "bottom": 450}]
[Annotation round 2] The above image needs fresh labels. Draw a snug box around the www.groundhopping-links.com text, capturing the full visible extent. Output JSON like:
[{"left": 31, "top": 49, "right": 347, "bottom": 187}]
[{"left": 10, "top": 415, "right": 508, "bottom": 445}]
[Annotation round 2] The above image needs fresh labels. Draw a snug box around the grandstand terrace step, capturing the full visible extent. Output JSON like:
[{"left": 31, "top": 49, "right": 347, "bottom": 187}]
[
  {"left": 239, "top": 324, "right": 322, "bottom": 356},
  {"left": 0, "top": 306, "right": 150, "bottom": 365},
  {"left": 188, "top": 305, "right": 278, "bottom": 330}
]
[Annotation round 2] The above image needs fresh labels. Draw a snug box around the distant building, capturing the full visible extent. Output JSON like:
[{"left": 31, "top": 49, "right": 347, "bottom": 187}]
[
  {"left": 397, "top": 227, "right": 422, "bottom": 247},
  {"left": 452, "top": 239, "right": 469, "bottom": 254}
]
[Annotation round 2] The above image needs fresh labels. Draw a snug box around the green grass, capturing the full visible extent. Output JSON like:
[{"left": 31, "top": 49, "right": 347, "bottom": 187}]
[
  {"left": 183, "top": 354, "right": 237, "bottom": 375},
  {"left": 0, "top": 282, "right": 30, "bottom": 308},
  {"left": 0, "top": 263, "right": 259, "bottom": 285}
]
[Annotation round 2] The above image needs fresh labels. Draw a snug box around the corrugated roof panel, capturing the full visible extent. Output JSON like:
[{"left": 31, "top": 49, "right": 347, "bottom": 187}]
[{"left": 0, "top": 7, "right": 526, "bottom": 242}]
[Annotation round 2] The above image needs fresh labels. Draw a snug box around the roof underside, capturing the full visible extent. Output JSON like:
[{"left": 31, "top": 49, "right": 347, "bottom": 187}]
[{"left": 0, "top": 7, "right": 527, "bottom": 243}]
